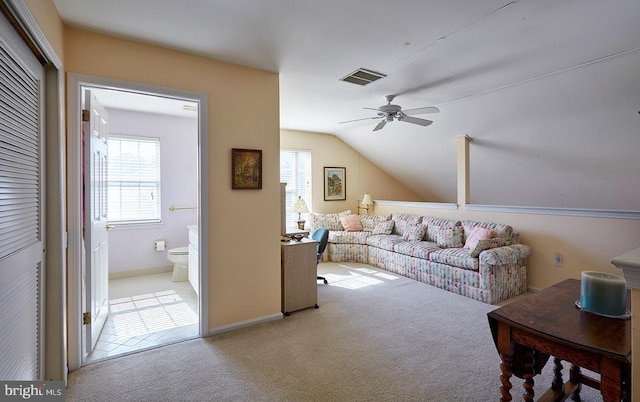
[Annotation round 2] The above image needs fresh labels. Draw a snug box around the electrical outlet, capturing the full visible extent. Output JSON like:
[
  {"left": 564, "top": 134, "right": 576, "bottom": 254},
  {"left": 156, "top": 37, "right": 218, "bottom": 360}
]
[{"left": 554, "top": 253, "right": 563, "bottom": 267}]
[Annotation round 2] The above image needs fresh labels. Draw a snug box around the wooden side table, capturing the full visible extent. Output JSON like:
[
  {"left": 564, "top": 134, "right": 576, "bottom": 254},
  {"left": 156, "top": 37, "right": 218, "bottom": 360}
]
[
  {"left": 487, "top": 279, "right": 631, "bottom": 402},
  {"left": 281, "top": 238, "right": 318, "bottom": 315}
]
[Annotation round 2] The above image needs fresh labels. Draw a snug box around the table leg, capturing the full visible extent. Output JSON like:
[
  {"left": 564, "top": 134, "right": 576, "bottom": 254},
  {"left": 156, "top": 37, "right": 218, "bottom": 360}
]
[
  {"left": 522, "top": 348, "right": 535, "bottom": 401},
  {"left": 569, "top": 364, "right": 581, "bottom": 401},
  {"left": 499, "top": 353, "right": 513, "bottom": 402},
  {"left": 496, "top": 322, "right": 513, "bottom": 402},
  {"left": 600, "top": 358, "right": 623, "bottom": 402},
  {"left": 552, "top": 357, "right": 564, "bottom": 394}
]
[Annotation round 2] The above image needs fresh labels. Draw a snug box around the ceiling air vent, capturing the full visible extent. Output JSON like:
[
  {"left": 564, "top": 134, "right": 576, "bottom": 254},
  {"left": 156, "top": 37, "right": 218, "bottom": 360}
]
[{"left": 340, "top": 68, "right": 386, "bottom": 86}]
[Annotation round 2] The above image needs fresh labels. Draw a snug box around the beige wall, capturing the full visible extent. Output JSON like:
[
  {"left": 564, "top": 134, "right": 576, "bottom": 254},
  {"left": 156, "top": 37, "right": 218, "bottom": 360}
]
[
  {"left": 61, "top": 27, "right": 282, "bottom": 329},
  {"left": 23, "top": 0, "right": 64, "bottom": 59},
  {"left": 21, "top": 1, "right": 280, "bottom": 376},
  {"left": 281, "top": 129, "right": 422, "bottom": 213}
]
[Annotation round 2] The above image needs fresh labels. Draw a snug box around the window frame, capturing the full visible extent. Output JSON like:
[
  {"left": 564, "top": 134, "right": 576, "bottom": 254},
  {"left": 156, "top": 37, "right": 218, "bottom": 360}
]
[
  {"left": 280, "top": 148, "right": 312, "bottom": 229},
  {"left": 107, "top": 134, "right": 162, "bottom": 226}
]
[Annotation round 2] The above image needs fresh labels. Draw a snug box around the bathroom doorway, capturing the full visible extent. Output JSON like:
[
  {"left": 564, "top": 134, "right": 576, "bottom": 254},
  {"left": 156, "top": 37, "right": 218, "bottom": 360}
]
[{"left": 66, "top": 74, "right": 209, "bottom": 368}]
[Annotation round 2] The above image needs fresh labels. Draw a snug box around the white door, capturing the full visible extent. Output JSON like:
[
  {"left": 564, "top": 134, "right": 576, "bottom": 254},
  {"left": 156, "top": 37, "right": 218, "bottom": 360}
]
[
  {"left": 0, "top": 12, "right": 45, "bottom": 380},
  {"left": 84, "top": 90, "right": 110, "bottom": 353}
]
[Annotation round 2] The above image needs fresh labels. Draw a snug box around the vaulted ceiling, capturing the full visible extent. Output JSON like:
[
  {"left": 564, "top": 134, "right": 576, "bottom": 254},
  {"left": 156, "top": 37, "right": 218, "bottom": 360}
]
[{"left": 53, "top": 0, "right": 640, "bottom": 209}]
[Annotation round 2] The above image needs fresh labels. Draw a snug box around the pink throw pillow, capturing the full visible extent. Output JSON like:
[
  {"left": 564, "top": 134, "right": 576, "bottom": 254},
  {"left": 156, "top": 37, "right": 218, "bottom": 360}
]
[
  {"left": 339, "top": 214, "right": 363, "bottom": 232},
  {"left": 464, "top": 227, "right": 495, "bottom": 249}
]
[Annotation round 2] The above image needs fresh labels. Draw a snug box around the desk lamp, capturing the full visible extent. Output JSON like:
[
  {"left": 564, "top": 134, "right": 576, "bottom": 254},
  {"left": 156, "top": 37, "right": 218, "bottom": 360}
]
[{"left": 292, "top": 196, "right": 309, "bottom": 230}]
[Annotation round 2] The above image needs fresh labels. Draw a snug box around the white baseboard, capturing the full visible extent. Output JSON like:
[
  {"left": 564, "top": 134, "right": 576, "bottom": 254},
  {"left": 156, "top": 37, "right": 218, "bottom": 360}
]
[
  {"left": 207, "top": 313, "right": 283, "bottom": 336},
  {"left": 109, "top": 265, "right": 173, "bottom": 279}
]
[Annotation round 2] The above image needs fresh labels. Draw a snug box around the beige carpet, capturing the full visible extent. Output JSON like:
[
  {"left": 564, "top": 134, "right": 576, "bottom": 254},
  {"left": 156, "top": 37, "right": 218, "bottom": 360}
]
[{"left": 67, "top": 262, "right": 602, "bottom": 401}]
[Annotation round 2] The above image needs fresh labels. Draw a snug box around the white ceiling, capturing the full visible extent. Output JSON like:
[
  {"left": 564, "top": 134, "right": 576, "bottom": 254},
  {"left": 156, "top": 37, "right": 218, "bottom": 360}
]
[{"left": 52, "top": 0, "right": 640, "bottom": 206}]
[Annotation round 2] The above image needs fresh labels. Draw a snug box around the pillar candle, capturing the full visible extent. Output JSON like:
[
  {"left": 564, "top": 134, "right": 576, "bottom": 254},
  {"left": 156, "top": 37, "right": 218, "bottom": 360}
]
[{"left": 580, "top": 271, "right": 627, "bottom": 316}]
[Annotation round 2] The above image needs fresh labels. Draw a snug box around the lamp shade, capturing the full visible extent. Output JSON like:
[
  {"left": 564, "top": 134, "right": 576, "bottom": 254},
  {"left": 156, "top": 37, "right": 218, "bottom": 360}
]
[
  {"left": 292, "top": 196, "right": 309, "bottom": 213},
  {"left": 361, "top": 193, "right": 373, "bottom": 205}
]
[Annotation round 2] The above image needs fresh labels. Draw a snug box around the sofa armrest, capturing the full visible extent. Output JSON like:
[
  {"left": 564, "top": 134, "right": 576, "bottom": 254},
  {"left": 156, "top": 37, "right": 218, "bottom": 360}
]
[{"left": 479, "top": 244, "right": 532, "bottom": 265}]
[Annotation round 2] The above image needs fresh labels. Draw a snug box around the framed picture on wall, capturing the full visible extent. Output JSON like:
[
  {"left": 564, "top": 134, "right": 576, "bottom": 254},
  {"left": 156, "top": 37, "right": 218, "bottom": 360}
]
[
  {"left": 324, "top": 167, "right": 346, "bottom": 201},
  {"left": 231, "top": 148, "right": 262, "bottom": 189}
]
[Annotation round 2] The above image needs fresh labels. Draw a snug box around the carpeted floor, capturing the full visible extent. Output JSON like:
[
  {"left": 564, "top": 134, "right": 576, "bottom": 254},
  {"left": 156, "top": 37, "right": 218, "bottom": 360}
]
[{"left": 66, "top": 262, "right": 602, "bottom": 401}]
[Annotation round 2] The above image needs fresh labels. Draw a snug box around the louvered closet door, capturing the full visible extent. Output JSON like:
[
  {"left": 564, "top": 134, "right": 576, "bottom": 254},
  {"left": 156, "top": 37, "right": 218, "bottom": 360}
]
[{"left": 0, "top": 13, "right": 45, "bottom": 380}]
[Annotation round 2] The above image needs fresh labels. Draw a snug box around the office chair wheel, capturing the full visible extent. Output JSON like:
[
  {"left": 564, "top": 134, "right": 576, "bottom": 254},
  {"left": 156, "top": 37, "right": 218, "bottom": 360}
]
[
  {"left": 323, "top": 279, "right": 328, "bottom": 284},
  {"left": 314, "top": 304, "right": 319, "bottom": 309}
]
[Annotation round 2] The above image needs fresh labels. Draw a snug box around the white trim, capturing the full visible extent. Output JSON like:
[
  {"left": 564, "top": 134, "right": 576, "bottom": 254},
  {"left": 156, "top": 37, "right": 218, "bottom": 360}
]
[
  {"left": 66, "top": 73, "right": 209, "bottom": 369},
  {"left": 465, "top": 204, "right": 640, "bottom": 220},
  {"left": 610, "top": 247, "right": 640, "bottom": 289},
  {"left": 373, "top": 200, "right": 459, "bottom": 210},
  {"left": 3, "top": 0, "right": 61, "bottom": 68},
  {"left": 208, "top": 313, "right": 283, "bottom": 336}
]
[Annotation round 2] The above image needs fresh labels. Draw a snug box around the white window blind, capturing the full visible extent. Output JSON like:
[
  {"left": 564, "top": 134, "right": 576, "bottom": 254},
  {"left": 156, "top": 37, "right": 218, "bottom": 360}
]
[
  {"left": 280, "top": 149, "right": 312, "bottom": 229},
  {"left": 107, "top": 135, "right": 161, "bottom": 224}
]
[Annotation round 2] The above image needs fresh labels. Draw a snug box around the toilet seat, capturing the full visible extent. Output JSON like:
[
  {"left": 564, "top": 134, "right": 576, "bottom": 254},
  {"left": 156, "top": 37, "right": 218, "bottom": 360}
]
[{"left": 168, "top": 246, "right": 189, "bottom": 255}]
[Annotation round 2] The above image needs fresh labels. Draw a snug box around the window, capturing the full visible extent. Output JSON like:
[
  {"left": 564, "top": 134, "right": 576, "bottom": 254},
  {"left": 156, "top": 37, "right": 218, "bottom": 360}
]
[
  {"left": 107, "top": 135, "right": 161, "bottom": 224},
  {"left": 280, "top": 149, "right": 312, "bottom": 228}
]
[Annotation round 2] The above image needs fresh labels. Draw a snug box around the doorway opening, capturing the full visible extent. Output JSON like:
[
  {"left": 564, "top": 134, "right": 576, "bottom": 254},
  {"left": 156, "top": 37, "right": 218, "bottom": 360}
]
[{"left": 66, "top": 74, "right": 209, "bottom": 369}]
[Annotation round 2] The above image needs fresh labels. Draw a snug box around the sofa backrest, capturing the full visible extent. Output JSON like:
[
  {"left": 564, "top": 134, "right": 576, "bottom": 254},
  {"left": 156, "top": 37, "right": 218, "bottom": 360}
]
[{"left": 308, "top": 210, "right": 351, "bottom": 232}]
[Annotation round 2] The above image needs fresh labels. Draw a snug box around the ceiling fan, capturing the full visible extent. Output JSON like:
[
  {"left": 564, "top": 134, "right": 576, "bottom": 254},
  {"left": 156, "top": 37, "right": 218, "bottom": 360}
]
[{"left": 340, "top": 95, "right": 439, "bottom": 131}]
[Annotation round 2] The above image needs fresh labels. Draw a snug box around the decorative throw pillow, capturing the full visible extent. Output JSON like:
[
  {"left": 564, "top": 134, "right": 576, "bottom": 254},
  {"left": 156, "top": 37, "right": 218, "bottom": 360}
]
[
  {"left": 427, "top": 224, "right": 441, "bottom": 242},
  {"left": 372, "top": 220, "right": 394, "bottom": 235},
  {"left": 468, "top": 238, "right": 506, "bottom": 258},
  {"left": 359, "top": 214, "right": 391, "bottom": 232},
  {"left": 436, "top": 225, "right": 464, "bottom": 248},
  {"left": 403, "top": 225, "right": 426, "bottom": 241},
  {"left": 464, "top": 227, "right": 495, "bottom": 249},
  {"left": 339, "top": 214, "right": 363, "bottom": 232}
]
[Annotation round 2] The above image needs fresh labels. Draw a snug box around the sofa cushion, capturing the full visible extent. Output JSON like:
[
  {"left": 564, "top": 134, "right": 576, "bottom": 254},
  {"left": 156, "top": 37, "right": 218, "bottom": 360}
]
[
  {"left": 393, "top": 241, "right": 440, "bottom": 259},
  {"left": 403, "top": 225, "right": 426, "bottom": 241},
  {"left": 372, "top": 220, "right": 394, "bottom": 235},
  {"left": 435, "top": 225, "right": 464, "bottom": 248},
  {"left": 464, "top": 227, "right": 495, "bottom": 249},
  {"left": 429, "top": 248, "right": 479, "bottom": 271},
  {"left": 463, "top": 220, "right": 513, "bottom": 245},
  {"left": 367, "top": 234, "right": 405, "bottom": 252},
  {"left": 309, "top": 210, "right": 351, "bottom": 231},
  {"left": 391, "top": 213, "right": 423, "bottom": 236},
  {"left": 329, "top": 230, "right": 370, "bottom": 245},
  {"left": 359, "top": 214, "right": 391, "bottom": 232},
  {"left": 340, "top": 214, "right": 363, "bottom": 232}
]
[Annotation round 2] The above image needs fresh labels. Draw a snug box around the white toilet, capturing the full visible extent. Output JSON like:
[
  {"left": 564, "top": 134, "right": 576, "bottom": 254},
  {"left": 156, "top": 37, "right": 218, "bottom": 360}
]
[{"left": 167, "top": 246, "right": 189, "bottom": 282}]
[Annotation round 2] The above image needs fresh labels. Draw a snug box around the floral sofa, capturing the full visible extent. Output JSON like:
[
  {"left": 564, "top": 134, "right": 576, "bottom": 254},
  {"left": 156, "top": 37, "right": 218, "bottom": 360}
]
[{"left": 308, "top": 211, "right": 532, "bottom": 304}]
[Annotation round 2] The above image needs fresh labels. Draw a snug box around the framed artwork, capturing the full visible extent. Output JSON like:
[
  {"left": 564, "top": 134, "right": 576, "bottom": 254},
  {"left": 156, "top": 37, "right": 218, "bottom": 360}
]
[
  {"left": 231, "top": 148, "right": 262, "bottom": 190},
  {"left": 324, "top": 167, "right": 346, "bottom": 201}
]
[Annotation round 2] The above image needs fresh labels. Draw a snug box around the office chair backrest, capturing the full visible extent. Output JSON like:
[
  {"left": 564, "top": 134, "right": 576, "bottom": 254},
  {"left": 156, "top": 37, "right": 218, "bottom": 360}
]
[{"left": 311, "top": 227, "right": 329, "bottom": 257}]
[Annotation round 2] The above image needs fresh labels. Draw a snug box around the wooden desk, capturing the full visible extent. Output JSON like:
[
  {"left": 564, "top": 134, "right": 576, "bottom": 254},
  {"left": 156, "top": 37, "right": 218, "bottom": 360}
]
[
  {"left": 281, "top": 238, "right": 318, "bottom": 316},
  {"left": 487, "top": 279, "right": 631, "bottom": 402}
]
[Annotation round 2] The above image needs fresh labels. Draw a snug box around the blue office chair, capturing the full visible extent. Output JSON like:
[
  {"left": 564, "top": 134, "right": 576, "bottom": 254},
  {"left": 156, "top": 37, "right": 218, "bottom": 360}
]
[{"left": 311, "top": 227, "right": 329, "bottom": 284}]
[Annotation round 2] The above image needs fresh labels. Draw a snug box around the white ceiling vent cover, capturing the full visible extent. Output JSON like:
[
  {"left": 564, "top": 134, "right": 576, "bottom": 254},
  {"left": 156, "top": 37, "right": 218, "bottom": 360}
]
[{"left": 340, "top": 68, "right": 386, "bottom": 86}]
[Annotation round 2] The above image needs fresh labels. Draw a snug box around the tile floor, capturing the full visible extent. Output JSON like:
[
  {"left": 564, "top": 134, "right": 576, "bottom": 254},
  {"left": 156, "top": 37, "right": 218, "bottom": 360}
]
[{"left": 86, "top": 271, "right": 199, "bottom": 363}]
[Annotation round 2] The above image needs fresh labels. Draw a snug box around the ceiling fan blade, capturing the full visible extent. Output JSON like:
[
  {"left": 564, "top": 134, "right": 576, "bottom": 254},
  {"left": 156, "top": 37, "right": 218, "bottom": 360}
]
[
  {"left": 400, "top": 116, "right": 433, "bottom": 127},
  {"left": 373, "top": 120, "right": 387, "bottom": 131},
  {"left": 402, "top": 106, "right": 440, "bottom": 115},
  {"left": 339, "top": 116, "right": 380, "bottom": 124}
]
